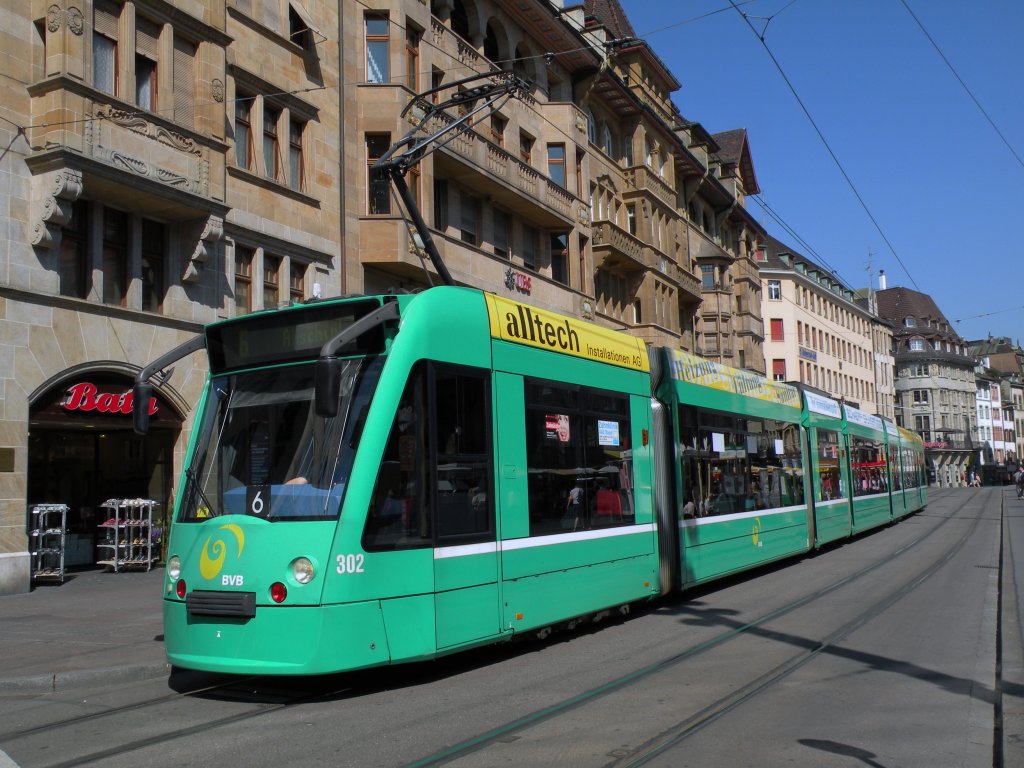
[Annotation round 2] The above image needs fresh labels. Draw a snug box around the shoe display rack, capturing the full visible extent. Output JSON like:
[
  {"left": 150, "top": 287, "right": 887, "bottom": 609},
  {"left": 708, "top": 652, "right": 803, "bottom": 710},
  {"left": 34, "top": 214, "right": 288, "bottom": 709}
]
[
  {"left": 97, "top": 499, "right": 159, "bottom": 572},
  {"left": 30, "top": 503, "right": 68, "bottom": 583}
]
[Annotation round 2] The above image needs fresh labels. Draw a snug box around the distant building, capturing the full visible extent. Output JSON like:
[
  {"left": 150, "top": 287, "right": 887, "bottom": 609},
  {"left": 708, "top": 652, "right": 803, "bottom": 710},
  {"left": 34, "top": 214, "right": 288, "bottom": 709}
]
[
  {"left": 877, "top": 286, "right": 977, "bottom": 487},
  {"left": 968, "top": 336, "right": 1024, "bottom": 475},
  {"left": 758, "top": 236, "right": 891, "bottom": 415}
]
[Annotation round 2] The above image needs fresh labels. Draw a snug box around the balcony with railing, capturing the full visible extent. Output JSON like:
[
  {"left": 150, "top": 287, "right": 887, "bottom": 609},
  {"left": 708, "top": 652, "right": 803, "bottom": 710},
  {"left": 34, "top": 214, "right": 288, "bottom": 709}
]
[
  {"left": 688, "top": 223, "right": 733, "bottom": 263},
  {"left": 430, "top": 113, "right": 579, "bottom": 227},
  {"left": 624, "top": 164, "right": 677, "bottom": 210},
  {"left": 591, "top": 219, "right": 652, "bottom": 273}
]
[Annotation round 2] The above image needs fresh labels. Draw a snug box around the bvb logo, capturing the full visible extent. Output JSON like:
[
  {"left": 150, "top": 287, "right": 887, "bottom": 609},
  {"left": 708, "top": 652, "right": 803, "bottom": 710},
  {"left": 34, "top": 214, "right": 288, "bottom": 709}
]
[
  {"left": 199, "top": 524, "right": 245, "bottom": 580},
  {"left": 751, "top": 517, "right": 762, "bottom": 548}
]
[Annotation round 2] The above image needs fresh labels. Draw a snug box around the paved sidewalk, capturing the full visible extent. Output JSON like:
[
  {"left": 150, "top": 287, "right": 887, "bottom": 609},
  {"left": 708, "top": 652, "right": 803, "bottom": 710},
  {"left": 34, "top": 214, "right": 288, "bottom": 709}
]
[{"left": 0, "top": 566, "right": 168, "bottom": 694}]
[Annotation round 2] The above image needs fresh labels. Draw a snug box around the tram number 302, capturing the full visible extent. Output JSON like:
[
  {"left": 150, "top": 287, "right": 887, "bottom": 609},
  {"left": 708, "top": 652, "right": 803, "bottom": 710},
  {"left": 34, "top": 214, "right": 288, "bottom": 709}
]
[{"left": 336, "top": 553, "right": 366, "bottom": 574}]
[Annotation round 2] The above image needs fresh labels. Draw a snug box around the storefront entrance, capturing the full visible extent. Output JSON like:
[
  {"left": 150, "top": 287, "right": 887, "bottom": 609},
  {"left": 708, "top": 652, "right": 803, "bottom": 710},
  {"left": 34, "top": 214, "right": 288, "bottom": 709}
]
[{"left": 27, "top": 371, "right": 183, "bottom": 567}]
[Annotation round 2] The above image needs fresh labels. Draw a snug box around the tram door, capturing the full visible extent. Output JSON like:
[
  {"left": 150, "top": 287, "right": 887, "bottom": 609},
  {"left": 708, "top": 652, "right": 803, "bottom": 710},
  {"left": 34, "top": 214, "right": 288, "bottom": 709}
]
[{"left": 431, "top": 367, "right": 501, "bottom": 649}]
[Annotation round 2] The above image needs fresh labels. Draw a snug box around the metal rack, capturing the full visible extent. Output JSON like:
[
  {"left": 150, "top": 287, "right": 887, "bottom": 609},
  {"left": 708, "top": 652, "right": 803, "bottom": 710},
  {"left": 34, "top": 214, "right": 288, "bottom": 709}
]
[
  {"left": 97, "top": 499, "right": 159, "bottom": 572},
  {"left": 30, "top": 503, "right": 68, "bottom": 583}
]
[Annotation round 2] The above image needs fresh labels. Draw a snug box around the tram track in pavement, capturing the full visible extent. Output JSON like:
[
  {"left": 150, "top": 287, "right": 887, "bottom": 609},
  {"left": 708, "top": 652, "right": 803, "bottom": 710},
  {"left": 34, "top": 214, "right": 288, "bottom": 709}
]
[
  {"left": 0, "top": 491, "right": 976, "bottom": 768},
  {"left": 405, "top": 489, "right": 987, "bottom": 767}
]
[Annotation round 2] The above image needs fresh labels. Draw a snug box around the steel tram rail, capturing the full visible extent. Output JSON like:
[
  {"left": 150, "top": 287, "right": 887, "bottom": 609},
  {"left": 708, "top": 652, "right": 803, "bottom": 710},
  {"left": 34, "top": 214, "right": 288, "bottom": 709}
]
[{"left": 403, "top": 493, "right": 981, "bottom": 767}]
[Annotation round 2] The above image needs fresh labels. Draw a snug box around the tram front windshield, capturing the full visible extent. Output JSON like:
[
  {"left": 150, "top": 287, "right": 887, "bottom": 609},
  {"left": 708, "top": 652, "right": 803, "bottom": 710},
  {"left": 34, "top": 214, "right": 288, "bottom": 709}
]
[{"left": 179, "top": 358, "right": 382, "bottom": 522}]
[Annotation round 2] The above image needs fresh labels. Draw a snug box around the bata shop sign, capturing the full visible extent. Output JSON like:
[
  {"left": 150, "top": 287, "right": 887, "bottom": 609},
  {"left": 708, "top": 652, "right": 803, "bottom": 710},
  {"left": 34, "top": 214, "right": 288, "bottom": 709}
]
[{"left": 61, "top": 382, "right": 158, "bottom": 417}]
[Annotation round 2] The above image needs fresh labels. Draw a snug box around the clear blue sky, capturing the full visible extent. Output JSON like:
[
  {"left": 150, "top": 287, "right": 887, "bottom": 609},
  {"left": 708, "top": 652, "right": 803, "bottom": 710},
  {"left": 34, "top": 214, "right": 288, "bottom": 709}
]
[{"left": 619, "top": 0, "right": 1024, "bottom": 344}]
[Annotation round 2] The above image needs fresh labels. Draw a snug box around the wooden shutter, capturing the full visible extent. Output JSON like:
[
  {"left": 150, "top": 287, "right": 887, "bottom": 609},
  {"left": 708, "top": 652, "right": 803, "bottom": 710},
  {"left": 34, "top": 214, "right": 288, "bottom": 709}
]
[
  {"left": 94, "top": 0, "right": 119, "bottom": 38},
  {"left": 136, "top": 17, "right": 160, "bottom": 58},
  {"left": 173, "top": 37, "right": 195, "bottom": 126}
]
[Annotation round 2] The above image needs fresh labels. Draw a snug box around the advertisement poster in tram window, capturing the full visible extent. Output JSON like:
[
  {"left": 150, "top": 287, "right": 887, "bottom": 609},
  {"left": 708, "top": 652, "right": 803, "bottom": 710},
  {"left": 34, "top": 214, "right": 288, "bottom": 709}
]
[{"left": 545, "top": 414, "right": 570, "bottom": 443}]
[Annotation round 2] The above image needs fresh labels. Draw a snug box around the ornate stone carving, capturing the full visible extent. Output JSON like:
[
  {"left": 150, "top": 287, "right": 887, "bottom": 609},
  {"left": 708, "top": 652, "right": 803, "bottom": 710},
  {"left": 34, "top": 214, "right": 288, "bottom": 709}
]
[
  {"left": 67, "top": 6, "right": 83, "bottom": 35},
  {"left": 31, "top": 168, "right": 83, "bottom": 250},
  {"left": 182, "top": 215, "right": 224, "bottom": 283},
  {"left": 47, "top": 4, "right": 61, "bottom": 32},
  {"left": 212, "top": 78, "right": 224, "bottom": 103},
  {"left": 96, "top": 106, "right": 200, "bottom": 155},
  {"left": 45, "top": 5, "right": 83, "bottom": 34}
]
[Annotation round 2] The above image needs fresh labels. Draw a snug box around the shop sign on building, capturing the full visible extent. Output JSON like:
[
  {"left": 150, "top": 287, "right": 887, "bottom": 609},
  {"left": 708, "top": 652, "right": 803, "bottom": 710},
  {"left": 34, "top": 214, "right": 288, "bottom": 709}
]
[
  {"left": 504, "top": 267, "right": 532, "bottom": 294},
  {"left": 61, "top": 382, "right": 158, "bottom": 416}
]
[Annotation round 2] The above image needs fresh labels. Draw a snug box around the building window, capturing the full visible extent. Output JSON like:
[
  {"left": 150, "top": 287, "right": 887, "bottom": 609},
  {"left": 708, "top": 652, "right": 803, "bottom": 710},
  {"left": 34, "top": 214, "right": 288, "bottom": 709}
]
[
  {"left": 519, "top": 132, "right": 534, "bottom": 165},
  {"left": 490, "top": 115, "right": 506, "bottom": 147},
  {"left": 547, "top": 143, "right": 565, "bottom": 188},
  {"left": 626, "top": 204, "right": 637, "bottom": 235},
  {"left": 909, "top": 339, "right": 925, "bottom": 351},
  {"left": 135, "top": 54, "right": 156, "bottom": 109},
  {"left": 460, "top": 192, "right": 480, "bottom": 245},
  {"left": 366, "top": 14, "right": 389, "bottom": 83},
  {"left": 59, "top": 200, "right": 88, "bottom": 299},
  {"left": 767, "top": 279, "right": 781, "bottom": 300},
  {"left": 551, "top": 233, "right": 568, "bottom": 285},
  {"left": 289, "top": 261, "right": 306, "bottom": 303},
  {"left": 288, "top": 119, "right": 304, "bottom": 191},
  {"left": 405, "top": 26, "right": 420, "bottom": 90},
  {"left": 141, "top": 219, "right": 165, "bottom": 313},
  {"left": 433, "top": 179, "right": 448, "bottom": 230},
  {"left": 913, "top": 390, "right": 929, "bottom": 404},
  {"left": 522, "top": 225, "right": 537, "bottom": 270},
  {"left": 102, "top": 208, "right": 127, "bottom": 306},
  {"left": 235, "top": 246, "right": 253, "bottom": 315},
  {"left": 235, "top": 94, "right": 254, "bottom": 170},
  {"left": 904, "top": 316, "right": 916, "bottom": 327},
  {"left": 263, "top": 254, "right": 280, "bottom": 309},
  {"left": 93, "top": 0, "right": 119, "bottom": 96},
  {"left": 289, "top": 5, "right": 314, "bottom": 49},
  {"left": 701, "top": 264, "right": 715, "bottom": 290},
  {"left": 263, "top": 106, "right": 280, "bottom": 180},
  {"left": 135, "top": 17, "right": 160, "bottom": 111},
  {"left": 622, "top": 131, "right": 634, "bottom": 166},
  {"left": 770, "top": 318, "right": 784, "bottom": 342},
  {"left": 494, "top": 209, "right": 510, "bottom": 258},
  {"left": 366, "top": 133, "right": 391, "bottom": 214}
]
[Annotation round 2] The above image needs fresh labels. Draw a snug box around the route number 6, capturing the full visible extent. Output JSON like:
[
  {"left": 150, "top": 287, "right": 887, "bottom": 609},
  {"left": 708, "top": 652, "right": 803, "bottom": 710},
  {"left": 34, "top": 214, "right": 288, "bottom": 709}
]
[{"left": 336, "top": 553, "right": 365, "bottom": 574}]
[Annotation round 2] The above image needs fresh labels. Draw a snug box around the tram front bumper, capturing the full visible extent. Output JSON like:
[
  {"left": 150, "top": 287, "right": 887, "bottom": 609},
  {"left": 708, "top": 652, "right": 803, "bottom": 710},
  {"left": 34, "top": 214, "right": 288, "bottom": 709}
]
[{"left": 163, "top": 598, "right": 390, "bottom": 675}]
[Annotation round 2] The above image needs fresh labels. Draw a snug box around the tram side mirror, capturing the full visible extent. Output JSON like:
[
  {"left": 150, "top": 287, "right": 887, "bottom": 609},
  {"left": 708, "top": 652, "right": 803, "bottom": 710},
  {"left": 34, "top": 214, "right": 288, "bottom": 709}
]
[
  {"left": 315, "top": 357, "right": 341, "bottom": 418},
  {"left": 133, "top": 381, "right": 153, "bottom": 435}
]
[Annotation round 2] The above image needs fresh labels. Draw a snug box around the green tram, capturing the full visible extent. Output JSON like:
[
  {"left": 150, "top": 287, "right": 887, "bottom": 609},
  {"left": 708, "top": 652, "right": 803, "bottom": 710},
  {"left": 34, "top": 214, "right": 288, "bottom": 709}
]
[{"left": 134, "top": 286, "right": 926, "bottom": 676}]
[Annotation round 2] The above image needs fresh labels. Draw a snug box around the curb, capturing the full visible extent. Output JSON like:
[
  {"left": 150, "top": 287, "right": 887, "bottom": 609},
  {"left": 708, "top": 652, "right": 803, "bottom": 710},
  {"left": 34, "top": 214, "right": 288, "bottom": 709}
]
[{"left": 0, "top": 661, "right": 170, "bottom": 694}]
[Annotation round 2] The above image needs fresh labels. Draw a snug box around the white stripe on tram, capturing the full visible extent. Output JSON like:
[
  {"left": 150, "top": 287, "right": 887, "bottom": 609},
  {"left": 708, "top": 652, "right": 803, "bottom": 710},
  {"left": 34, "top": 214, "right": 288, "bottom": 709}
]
[{"left": 433, "top": 523, "right": 657, "bottom": 559}]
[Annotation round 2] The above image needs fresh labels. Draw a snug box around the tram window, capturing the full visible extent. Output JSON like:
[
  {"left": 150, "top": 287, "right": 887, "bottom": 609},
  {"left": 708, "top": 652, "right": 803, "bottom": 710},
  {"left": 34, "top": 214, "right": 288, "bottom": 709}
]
[
  {"left": 677, "top": 406, "right": 804, "bottom": 517},
  {"left": 903, "top": 448, "right": 917, "bottom": 489},
  {"left": 364, "top": 365, "right": 432, "bottom": 550},
  {"left": 525, "top": 379, "right": 634, "bottom": 536},
  {"left": 890, "top": 446, "right": 903, "bottom": 491},
  {"left": 434, "top": 369, "right": 492, "bottom": 539},
  {"left": 815, "top": 429, "right": 845, "bottom": 501},
  {"left": 363, "top": 363, "right": 494, "bottom": 549},
  {"left": 850, "top": 436, "right": 887, "bottom": 496}
]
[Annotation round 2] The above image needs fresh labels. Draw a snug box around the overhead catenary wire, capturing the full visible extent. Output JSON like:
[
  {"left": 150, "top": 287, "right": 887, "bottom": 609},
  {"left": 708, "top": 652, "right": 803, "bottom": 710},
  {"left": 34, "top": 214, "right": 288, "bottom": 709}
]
[
  {"left": 899, "top": 0, "right": 1024, "bottom": 174},
  {"left": 726, "top": 0, "right": 921, "bottom": 295}
]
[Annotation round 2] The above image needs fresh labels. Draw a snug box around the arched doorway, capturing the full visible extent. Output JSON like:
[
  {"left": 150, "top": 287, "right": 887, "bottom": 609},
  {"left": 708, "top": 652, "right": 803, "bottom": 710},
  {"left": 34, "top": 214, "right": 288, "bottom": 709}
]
[{"left": 27, "top": 365, "right": 185, "bottom": 568}]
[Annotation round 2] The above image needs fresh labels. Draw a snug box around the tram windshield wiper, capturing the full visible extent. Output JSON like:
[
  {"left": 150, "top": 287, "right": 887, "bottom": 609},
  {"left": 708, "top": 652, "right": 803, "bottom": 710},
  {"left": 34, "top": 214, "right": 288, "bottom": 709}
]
[{"left": 184, "top": 465, "right": 219, "bottom": 519}]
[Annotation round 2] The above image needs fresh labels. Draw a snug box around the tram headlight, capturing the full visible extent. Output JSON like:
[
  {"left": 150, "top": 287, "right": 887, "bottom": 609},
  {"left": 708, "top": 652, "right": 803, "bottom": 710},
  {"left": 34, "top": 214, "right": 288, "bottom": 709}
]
[
  {"left": 168, "top": 555, "right": 181, "bottom": 580},
  {"left": 290, "top": 557, "right": 315, "bottom": 584}
]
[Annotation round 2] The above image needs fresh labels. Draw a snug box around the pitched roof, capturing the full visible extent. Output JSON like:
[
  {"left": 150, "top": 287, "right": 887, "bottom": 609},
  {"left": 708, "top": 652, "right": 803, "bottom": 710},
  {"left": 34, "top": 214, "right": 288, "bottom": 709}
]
[
  {"left": 584, "top": 0, "right": 637, "bottom": 40},
  {"left": 712, "top": 128, "right": 759, "bottom": 195}
]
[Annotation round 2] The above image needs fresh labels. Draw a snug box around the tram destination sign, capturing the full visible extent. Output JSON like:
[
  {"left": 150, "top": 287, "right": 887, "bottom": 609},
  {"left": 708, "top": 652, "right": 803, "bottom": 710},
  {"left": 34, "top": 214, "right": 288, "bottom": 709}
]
[{"left": 207, "top": 299, "right": 385, "bottom": 373}]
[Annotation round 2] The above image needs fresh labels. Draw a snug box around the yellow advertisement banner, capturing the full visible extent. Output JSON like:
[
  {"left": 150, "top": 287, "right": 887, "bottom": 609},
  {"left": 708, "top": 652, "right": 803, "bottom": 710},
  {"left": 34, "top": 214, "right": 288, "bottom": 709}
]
[
  {"left": 485, "top": 293, "right": 650, "bottom": 373},
  {"left": 667, "top": 349, "right": 800, "bottom": 409}
]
